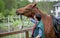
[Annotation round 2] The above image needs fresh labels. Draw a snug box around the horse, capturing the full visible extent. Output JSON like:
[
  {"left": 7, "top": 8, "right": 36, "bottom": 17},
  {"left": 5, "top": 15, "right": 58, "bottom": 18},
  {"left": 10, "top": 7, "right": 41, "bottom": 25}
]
[{"left": 16, "top": 3, "right": 56, "bottom": 38}]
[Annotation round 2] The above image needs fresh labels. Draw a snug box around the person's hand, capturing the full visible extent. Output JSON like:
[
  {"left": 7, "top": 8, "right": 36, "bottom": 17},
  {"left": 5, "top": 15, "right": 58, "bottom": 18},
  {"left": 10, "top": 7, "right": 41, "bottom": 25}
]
[
  {"left": 36, "top": 35, "right": 40, "bottom": 38},
  {"left": 31, "top": 35, "right": 34, "bottom": 38}
]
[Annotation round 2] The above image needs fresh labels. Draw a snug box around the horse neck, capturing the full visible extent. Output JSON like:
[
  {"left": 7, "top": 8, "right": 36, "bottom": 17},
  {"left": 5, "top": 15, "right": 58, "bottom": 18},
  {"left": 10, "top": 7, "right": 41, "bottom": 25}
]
[{"left": 35, "top": 8, "right": 45, "bottom": 18}]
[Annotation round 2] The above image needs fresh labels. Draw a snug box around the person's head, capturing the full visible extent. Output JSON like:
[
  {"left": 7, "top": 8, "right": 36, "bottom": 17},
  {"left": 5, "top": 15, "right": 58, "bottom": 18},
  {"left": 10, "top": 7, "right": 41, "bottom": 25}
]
[
  {"left": 30, "top": 13, "right": 41, "bottom": 23},
  {"left": 34, "top": 13, "right": 41, "bottom": 21}
]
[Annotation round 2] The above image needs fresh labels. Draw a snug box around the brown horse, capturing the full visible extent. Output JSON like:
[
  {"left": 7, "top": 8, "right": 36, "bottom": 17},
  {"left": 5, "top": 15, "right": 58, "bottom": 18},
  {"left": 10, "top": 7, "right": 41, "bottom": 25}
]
[{"left": 16, "top": 3, "right": 56, "bottom": 38}]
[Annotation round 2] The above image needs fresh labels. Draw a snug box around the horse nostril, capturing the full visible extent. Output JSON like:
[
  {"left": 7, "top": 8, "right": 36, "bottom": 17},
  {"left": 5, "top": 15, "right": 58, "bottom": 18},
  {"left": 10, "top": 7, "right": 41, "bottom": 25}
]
[{"left": 16, "top": 11, "right": 19, "bottom": 15}]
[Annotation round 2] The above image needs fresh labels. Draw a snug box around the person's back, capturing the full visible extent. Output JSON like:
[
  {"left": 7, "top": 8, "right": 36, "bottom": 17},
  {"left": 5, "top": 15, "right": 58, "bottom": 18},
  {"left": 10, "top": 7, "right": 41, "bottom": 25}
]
[{"left": 34, "top": 20, "right": 45, "bottom": 38}]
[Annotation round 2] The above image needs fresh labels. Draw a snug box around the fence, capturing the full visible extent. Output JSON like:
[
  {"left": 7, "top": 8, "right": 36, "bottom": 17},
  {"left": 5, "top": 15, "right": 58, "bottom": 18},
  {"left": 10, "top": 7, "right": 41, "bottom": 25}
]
[{"left": 0, "top": 15, "right": 34, "bottom": 38}]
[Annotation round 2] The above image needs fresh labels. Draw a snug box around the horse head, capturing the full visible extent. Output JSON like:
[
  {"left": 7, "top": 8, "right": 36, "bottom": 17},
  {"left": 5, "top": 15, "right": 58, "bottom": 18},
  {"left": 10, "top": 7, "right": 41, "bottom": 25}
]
[
  {"left": 16, "top": 3, "right": 44, "bottom": 18},
  {"left": 16, "top": 3, "right": 38, "bottom": 18}
]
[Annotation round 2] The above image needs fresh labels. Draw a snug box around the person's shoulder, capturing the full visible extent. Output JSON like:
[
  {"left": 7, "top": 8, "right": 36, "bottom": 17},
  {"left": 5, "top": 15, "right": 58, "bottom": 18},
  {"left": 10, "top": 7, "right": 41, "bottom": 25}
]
[
  {"left": 38, "top": 20, "right": 43, "bottom": 27},
  {"left": 39, "top": 19, "right": 43, "bottom": 24}
]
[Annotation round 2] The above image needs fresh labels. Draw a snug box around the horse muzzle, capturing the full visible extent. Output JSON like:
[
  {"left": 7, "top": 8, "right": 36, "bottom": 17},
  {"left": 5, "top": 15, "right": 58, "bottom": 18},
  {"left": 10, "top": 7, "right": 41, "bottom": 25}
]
[{"left": 16, "top": 11, "right": 20, "bottom": 15}]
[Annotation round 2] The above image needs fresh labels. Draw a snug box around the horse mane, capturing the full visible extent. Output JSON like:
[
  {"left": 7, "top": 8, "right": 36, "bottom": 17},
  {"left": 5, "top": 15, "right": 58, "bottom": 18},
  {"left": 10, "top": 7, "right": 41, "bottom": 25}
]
[{"left": 35, "top": 6, "right": 56, "bottom": 38}]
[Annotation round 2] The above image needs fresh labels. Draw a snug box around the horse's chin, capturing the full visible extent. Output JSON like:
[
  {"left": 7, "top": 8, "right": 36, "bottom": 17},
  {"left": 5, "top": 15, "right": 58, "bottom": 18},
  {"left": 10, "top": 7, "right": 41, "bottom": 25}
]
[
  {"left": 16, "top": 11, "right": 24, "bottom": 15},
  {"left": 16, "top": 12, "right": 24, "bottom": 15}
]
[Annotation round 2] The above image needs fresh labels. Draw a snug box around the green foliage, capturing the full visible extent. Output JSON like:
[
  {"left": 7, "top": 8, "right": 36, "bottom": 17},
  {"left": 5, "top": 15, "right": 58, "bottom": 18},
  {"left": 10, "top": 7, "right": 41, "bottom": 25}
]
[
  {"left": 0, "top": 0, "right": 5, "bottom": 12},
  {"left": 3, "top": 0, "right": 17, "bottom": 10},
  {"left": 9, "top": 9, "right": 16, "bottom": 16},
  {"left": 0, "top": 13, "right": 4, "bottom": 18},
  {"left": 17, "top": 0, "right": 30, "bottom": 8},
  {"left": 12, "top": 20, "right": 22, "bottom": 27},
  {"left": 3, "top": 9, "right": 10, "bottom": 17},
  {"left": 37, "top": 2, "right": 59, "bottom": 14},
  {"left": 0, "top": 0, "right": 30, "bottom": 18},
  {"left": 0, "top": 13, "right": 5, "bottom": 22},
  {"left": 0, "top": 23, "right": 8, "bottom": 30}
]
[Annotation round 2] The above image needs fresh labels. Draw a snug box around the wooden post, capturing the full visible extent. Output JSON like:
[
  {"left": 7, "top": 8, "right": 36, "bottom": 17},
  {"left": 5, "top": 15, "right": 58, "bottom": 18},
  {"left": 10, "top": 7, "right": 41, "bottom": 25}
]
[{"left": 25, "top": 31, "right": 29, "bottom": 38}]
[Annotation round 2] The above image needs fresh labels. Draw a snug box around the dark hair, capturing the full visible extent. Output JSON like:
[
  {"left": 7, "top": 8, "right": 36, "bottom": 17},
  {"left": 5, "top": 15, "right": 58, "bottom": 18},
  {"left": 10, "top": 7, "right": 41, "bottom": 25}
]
[{"left": 35, "top": 13, "right": 41, "bottom": 21}]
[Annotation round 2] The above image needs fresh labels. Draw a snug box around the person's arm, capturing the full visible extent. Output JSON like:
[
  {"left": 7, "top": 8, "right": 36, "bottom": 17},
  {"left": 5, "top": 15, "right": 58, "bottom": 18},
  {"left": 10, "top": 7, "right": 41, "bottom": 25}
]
[
  {"left": 30, "top": 18, "right": 36, "bottom": 23},
  {"left": 36, "top": 28, "right": 42, "bottom": 38},
  {"left": 39, "top": 28, "right": 42, "bottom": 37},
  {"left": 36, "top": 35, "right": 40, "bottom": 38}
]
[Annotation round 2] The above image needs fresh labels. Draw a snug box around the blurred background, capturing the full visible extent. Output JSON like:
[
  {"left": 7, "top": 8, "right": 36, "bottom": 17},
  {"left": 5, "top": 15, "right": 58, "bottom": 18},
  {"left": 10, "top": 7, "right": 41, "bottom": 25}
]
[{"left": 0, "top": 0, "right": 60, "bottom": 38}]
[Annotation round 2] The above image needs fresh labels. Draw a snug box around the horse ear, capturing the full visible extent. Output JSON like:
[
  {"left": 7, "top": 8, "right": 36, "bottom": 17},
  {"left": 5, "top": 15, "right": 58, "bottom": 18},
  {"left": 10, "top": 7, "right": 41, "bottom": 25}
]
[{"left": 32, "top": 3, "right": 37, "bottom": 7}]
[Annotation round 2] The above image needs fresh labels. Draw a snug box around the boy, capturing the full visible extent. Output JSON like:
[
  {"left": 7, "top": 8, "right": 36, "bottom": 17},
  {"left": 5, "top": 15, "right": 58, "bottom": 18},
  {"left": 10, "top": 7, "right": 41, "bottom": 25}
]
[{"left": 31, "top": 13, "right": 45, "bottom": 38}]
